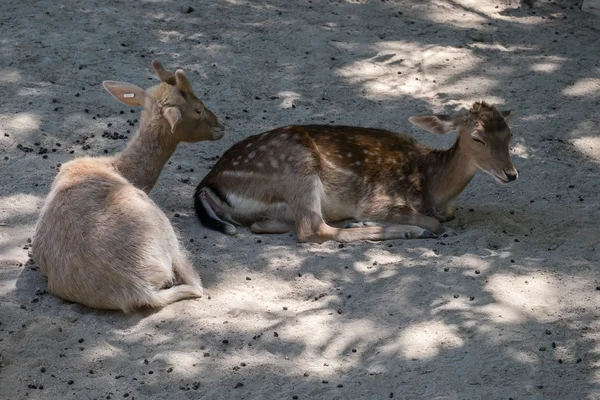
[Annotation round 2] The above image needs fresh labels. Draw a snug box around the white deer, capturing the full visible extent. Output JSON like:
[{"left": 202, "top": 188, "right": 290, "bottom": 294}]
[{"left": 33, "top": 60, "right": 224, "bottom": 312}]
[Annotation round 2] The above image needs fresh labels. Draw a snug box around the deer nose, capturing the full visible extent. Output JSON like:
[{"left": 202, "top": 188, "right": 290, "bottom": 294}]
[{"left": 504, "top": 168, "right": 518, "bottom": 182}]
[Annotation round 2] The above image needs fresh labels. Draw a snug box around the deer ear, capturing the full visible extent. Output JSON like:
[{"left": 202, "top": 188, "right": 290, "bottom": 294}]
[
  {"left": 501, "top": 110, "right": 515, "bottom": 123},
  {"left": 163, "top": 106, "right": 181, "bottom": 133},
  {"left": 103, "top": 81, "right": 147, "bottom": 107},
  {"left": 409, "top": 114, "right": 455, "bottom": 135}
]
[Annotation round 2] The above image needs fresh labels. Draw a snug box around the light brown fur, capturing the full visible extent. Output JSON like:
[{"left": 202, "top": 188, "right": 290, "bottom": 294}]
[
  {"left": 33, "top": 60, "right": 224, "bottom": 312},
  {"left": 195, "top": 102, "right": 517, "bottom": 243}
]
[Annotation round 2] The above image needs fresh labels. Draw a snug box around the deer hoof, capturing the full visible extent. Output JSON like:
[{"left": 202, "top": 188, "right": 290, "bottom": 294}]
[
  {"left": 345, "top": 221, "right": 382, "bottom": 228},
  {"left": 419, "top": 229, "right": 438, "bottom": 239}
]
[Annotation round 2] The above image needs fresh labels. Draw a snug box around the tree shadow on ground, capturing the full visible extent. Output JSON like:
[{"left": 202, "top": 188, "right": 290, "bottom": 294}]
[{"left": 2, "top": 0, "right": 600, "bottom": 399}]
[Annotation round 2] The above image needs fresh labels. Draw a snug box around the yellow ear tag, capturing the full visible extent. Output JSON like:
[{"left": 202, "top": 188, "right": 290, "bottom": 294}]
[{"left": 123, "top": 93, "right": 135, "bottom": 98}]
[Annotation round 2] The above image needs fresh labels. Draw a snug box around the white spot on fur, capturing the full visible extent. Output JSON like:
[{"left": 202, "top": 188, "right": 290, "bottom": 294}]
[
  {"left": 259, "top": 145, "right": 267, "bottom": 151},
  {"left": 221, "top": 170, "right": 258, "bottom": 178},
  {"left": 347, "top": 152, "right": 352, "bottom": 158},
  {"left": 232, "top": 161, "right": 239, "bottom": 166},
  {"left": 257, "top": 162, "right": 264, "bottom": 168},
  {"left": 355, "top": 161, "right": 361, "bottom": 166},
  {"left": 270, "top": 159, "right": 279, "bottom": 168},
  {"left": 248, "top": 151, "right": 256, "bottom": 159}
]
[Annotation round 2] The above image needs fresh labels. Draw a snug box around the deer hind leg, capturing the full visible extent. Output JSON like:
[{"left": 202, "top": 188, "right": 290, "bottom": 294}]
[
  {"left": 290, "top": 180, "right": 435, "bottom": 243},
  {"left": 251, "top": 219, "right": 294, "bottom": 234},
  {"left": 172, "top": 252, "right": 203, "bottom": 291}
]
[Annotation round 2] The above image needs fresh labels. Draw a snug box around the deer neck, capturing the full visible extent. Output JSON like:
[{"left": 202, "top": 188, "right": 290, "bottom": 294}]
[
  {"left": 112, "top": 111, "right": 178, "bottom": 193},
  {"left": 424, "top": 138, "right": 478, "bottom": 211}
]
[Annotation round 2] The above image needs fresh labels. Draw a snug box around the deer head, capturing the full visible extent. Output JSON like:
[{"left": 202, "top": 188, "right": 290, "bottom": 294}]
[
  {"left": 409, "top": 101, "right": 518, "bottom": 184},
  {"left": 102, "top": 60, "right": 224, "bottom": 143}
]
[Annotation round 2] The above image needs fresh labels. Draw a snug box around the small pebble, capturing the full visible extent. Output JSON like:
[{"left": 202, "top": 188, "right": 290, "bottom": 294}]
[
  {"left": 234, "top": 382, "right": 244, "bottom": 388},
  {"left": 182, "top": 5, "right": 194, "bottom": 13}
]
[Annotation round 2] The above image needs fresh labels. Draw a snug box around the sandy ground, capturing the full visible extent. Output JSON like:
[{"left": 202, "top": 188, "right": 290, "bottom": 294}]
[{"left": 1, "top": 0, "right": 600, "bottom": 399}]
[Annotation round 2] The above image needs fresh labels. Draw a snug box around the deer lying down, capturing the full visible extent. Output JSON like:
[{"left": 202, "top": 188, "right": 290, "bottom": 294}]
[
  {"left": 32, "top": 60, "right": 224, "bottom": 312},
  {"left": 194, "top": 102, "right": 517, "bottom": 243}
]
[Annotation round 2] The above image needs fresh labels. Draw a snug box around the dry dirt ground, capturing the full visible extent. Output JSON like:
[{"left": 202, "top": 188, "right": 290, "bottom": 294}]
[{"left": 1, "top": 0, "right": 600, "bottom": 399}]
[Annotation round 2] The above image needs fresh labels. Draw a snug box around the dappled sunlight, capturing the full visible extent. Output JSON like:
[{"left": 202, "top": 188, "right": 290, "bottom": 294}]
[
  {"left": 470, "top": 43, "right": 538, "bottom": 52},
  {"left": 0, "top": 69, "right": 22, "bottom": 84},
  {"left": 0, "top": 266, "right": 21, "bottom": 297},
  {"left": 573, "top": 136, "right": 600, "bottom": 163},
  {"left": 336, "top": 40, "right": 501, "bottom": 103},
  {"left": 0, "top": 193, "right": 42, "bottom": 221},
  {"left": 563, "top": 78, "right": 600, "bottom": 98},
  {"left": 568, "top": 119, "right": 600, "bottom": 162},
  {"left": 505, "top": 348, "right": 540, "bottom": 365},
  {"left": 511, "top": 141, "right": 530, "bottom": 159},
  {"left": 0, "top": 112, "right": 41, "bottom": 135},
  {"left": 396, "top": 320, "right": 463, "bottom": 360},
  {"left": 418, "top": 0, "right": 552, "bottom": 26},
  {"left": 485, "top": 271, "right": 591, "bottom": 323},
  {"left": 277, "top": 91, "right": 302, "bottom": 109},
  {"left": 2, "top": 0, "right": 600, "bottom": 398},
  {"left": 531, "top": 62, "right": 562, "bottom": 74},
  {"left": 157, "top": 30, "right": 185, "bottom": 43}
]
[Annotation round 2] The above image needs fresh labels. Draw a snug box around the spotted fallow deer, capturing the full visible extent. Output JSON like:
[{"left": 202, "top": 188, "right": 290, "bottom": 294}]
[
  {"left": 194, "top": 102, "right": 518, "bottom": 243},
  {"left": 32, "top": 60, "right": 224, "bottom": 312}
]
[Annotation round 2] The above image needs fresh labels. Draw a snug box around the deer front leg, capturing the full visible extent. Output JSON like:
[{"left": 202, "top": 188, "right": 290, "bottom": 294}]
[
  {"left": 355, "top": 206, "right": 443, "bottom": 234},
  {"left": 295, "top": 211, "right": 437, "bottom": 243},
  {"left": 431, "top": 203, "right": 455, "bottom": 223}
]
